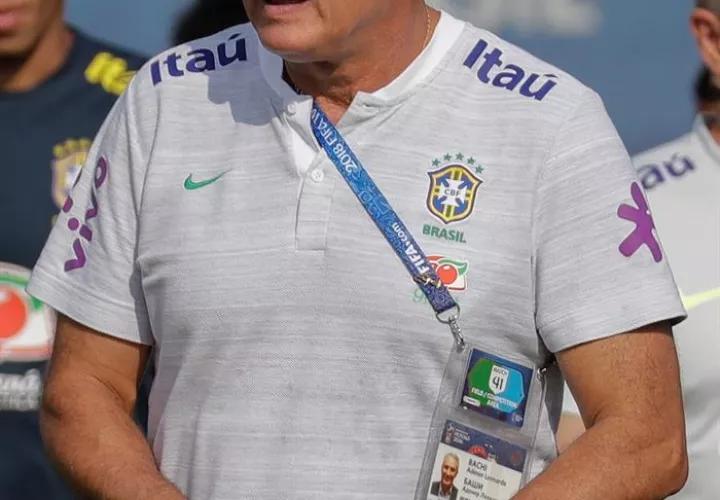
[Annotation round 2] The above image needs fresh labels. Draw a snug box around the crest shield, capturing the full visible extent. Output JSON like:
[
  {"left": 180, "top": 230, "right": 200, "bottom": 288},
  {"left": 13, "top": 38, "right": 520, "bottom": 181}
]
[{"left": 426, "top": 164, "right": 482, "bottom": 224}]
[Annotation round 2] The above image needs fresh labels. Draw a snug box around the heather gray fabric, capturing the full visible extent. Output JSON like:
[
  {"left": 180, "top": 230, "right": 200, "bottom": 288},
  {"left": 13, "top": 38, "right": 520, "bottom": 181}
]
[{"left": 27, "top": 13, "right": 686, "bottom": 499}]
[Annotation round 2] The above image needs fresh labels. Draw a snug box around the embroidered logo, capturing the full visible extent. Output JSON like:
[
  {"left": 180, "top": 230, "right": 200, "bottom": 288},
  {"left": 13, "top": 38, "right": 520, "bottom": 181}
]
[
  {"left": 413, "top": 255, "right": 469, "bottom": 304},
  {"left": 428, "top": 255, "right": 469, "bottom": 291},
  {"left": 183, "top": 170, "right": 230, "bottom": 190},
  {"left": 427, "top": 153, "right": 483, "bottom": 225}
]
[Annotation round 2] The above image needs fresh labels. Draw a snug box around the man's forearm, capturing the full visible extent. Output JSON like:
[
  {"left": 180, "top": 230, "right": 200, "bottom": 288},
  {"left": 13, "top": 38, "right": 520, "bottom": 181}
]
[
  {"left": 514, "top": 415, "right": 687, "bottom": 499},
  {"left": 40, "top": 375, "right": 185, "bottom": 500}
]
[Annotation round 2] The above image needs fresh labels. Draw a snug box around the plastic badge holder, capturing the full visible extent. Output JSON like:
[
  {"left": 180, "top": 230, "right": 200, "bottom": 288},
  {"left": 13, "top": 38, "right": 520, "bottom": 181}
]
[{"left": 414, "top": 341, "right": 547, "bottom": 500}]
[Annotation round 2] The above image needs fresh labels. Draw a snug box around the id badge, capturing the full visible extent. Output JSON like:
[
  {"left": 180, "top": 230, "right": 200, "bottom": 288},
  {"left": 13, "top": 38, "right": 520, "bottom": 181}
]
[{"left": 414, "top": 343, "right": 547, "bottom": 500}]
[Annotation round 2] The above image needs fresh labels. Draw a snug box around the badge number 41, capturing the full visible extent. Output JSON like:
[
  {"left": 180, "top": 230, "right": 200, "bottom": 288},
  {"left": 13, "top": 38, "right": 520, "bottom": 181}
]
[{"left": 461, "top": 349, "right": 533, "bottom": 428}]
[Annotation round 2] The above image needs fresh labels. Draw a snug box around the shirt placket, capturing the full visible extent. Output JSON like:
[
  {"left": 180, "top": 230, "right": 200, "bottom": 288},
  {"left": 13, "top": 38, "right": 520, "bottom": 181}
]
[
  {"left": 284, "top": 98, "right": 382, "bottom": 251},
  {"left": 279, "top": 98, "right": 335, "bottom": 251}
]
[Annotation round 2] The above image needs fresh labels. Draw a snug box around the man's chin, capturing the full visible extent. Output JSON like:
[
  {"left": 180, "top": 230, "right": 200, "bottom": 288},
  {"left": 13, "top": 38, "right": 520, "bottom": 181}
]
[
  {"left": 0, "top": 37, "right": 33, "bottom": 59},
  {"left": 256, "top": 29, "right": 322, "bottom": 62}
]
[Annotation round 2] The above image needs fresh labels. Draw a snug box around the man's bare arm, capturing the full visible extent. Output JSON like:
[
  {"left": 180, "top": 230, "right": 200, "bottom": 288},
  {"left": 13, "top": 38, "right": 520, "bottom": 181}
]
[
  {"left": 556, "top": 413, "right": 585, "bottom": 453},
  {"left": 40, "top": 314, "right": 185, "bottom": 500},
  {"left": 514, "top": 321, "right": 688, "bottom": 499}
]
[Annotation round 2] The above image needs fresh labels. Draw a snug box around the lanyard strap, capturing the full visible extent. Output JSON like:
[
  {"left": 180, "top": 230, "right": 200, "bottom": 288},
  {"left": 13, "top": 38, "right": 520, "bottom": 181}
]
[{"left": 310, "top": 102, "right": 464, "bottom": 346}]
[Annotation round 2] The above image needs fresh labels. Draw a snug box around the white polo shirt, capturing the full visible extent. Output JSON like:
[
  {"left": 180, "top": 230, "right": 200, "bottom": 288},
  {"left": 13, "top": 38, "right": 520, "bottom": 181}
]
[{"left": 27, "top": 11, "right": 686, "bottom": 499}]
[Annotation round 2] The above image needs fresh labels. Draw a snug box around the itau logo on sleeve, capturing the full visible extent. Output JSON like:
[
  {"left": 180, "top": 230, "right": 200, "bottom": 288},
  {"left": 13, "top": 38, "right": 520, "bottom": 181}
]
[
  {"left": 150, "top": 33, "right": 248, "bottom": 85},
  {"left": 637, "top": 153, "right": 695, "bottom": 192}
]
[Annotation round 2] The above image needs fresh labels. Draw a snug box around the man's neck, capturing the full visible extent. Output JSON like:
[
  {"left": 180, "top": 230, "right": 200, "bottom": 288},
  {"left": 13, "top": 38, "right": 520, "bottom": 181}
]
[
  {"left": 0, "top": 19, "right": 74, "bottom": 93},
  {"left": 703, "top": 107, "right": 720, "bottom": 146},
  {"left": 707, "top": 121, "right": 720, "bottom": 145},
  {"left": 440, "top": 483, "right": 452, "bottom": 494},
  {"left": 285, "top": 6, "right": 440, "bottom": 123}
]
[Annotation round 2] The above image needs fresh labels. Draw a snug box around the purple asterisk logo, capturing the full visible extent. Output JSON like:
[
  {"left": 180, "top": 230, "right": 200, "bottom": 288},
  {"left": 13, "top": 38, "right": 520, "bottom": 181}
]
[{"left": 617, "top": 182, "right": 662, "bottom": 263}]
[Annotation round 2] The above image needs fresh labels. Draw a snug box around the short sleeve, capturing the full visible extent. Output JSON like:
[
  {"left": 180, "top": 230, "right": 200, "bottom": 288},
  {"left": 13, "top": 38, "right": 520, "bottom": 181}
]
[
  {"left": 26, "top": 75, "right": 156, "bottom": 346},
  {"left": 533, "top": 89, "right": 686, "bottom": 353}
]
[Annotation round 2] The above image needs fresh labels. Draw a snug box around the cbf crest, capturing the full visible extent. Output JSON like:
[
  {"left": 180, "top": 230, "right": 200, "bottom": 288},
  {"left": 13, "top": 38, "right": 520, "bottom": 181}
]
[
  {"left": 427, "top": 153, "right": 483, "bottom": 225},
  {"left": 52, "top": 138, "right": 91, "bottom": 210}
]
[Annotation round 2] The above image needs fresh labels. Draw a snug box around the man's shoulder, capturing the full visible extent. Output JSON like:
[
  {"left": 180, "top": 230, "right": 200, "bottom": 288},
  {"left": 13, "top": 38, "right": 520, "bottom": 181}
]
[
  {"left": 632, "top": 132, "right": 698, "bottom": 194},
  {"left": 450, "top": 23, "right": 592, "bottom": 113},
  {"left": 139, "top": 22, "right": 259, "bottom": 91},
  {"left": 114, "top": 23, "right": 262, "bottom": 137}
]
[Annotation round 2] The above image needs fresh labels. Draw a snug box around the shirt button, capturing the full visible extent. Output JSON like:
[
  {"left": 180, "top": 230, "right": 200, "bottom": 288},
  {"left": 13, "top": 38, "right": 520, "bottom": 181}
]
[
  {"left": 310, "top": 169, "right": 325, "bottom": 182},
  {"left": 286, "top": 102, "right": 297, "bottom": 115}
]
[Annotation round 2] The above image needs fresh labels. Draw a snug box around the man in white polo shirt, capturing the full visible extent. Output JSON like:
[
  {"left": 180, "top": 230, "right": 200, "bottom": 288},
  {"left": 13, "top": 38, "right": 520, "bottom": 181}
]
[
  {"left": 26, "top": 1, "right": 688, "bottom": 499},
  {"left": 558, "top": 2, "right": 720, "bottom": 497}
]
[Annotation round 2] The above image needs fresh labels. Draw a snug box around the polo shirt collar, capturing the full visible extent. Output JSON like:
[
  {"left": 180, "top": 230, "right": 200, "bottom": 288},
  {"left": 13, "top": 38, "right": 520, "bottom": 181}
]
[
  {"left": 258, "top": 10, "right": 465, "bottom": 103},
  {"left": 692, "top": 114, "right": 720, "bottom": 169}
]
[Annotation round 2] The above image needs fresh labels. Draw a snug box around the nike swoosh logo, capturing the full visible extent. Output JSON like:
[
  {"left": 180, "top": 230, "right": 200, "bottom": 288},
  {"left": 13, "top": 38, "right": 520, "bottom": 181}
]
[
  {"left": 184, "top": 170, "right": 230, "bottom": 190},
  {"left": 681, "top": 287, "right": 720, "bottom": 311}
]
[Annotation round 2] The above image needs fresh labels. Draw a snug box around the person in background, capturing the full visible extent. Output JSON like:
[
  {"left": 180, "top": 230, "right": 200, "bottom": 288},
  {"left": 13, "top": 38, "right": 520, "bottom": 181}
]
[
  {"left": 0, "top": 0, "right": 146, "bottom": 498},
  {"left": 557, "top": 2, "right": 720, "bottom": 497},
  {"left": 696, "top": 66, "right": 720, "bottom": 114},
  {"left": 173, "top": 0, "right": 249, "bottom": 45}
]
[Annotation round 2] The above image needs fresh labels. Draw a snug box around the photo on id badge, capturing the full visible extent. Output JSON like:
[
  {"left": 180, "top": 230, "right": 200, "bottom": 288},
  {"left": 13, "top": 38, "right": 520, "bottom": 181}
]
[
  {"left": 461, "top": 349, "right": 533, "bottom": 428},
  {"left": 426, "top": 420, "right": 526, "bottom": 500}
]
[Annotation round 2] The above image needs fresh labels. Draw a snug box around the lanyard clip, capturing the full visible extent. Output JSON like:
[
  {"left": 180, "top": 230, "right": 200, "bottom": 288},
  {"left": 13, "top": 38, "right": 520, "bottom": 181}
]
[
  {"left": 449, "top": 319, "right": 466, "bottom": 352},
  {"left": 414, "top": 273, "right": 442, "bottom": 288},
  {"left": 436, "top": 305, "right": 465, "bottom": 352}
]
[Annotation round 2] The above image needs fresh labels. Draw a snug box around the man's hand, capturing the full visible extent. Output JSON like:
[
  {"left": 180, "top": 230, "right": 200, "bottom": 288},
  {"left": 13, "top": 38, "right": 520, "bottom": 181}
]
[
  {"left": 41, "top": 314, "right": 187, "bottom": 500},
  {"left": 515, "top": 321, "right": 688, "bottom": 499}
]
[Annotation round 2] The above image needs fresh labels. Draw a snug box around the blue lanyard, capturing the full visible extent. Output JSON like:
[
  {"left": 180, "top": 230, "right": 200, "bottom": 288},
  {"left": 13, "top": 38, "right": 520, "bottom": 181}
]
[{"left": 310, "top": 102, "right": 464, "bottom": 347}]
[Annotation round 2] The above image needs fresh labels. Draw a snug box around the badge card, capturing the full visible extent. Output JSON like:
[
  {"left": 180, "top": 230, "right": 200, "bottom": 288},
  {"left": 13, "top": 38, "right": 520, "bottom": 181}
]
[
  {"left": 460, "top": 349, "right": 533, "bottom": 428},
  {"left": 426, "top": 420, "right": 527, "bottom": 500}
]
